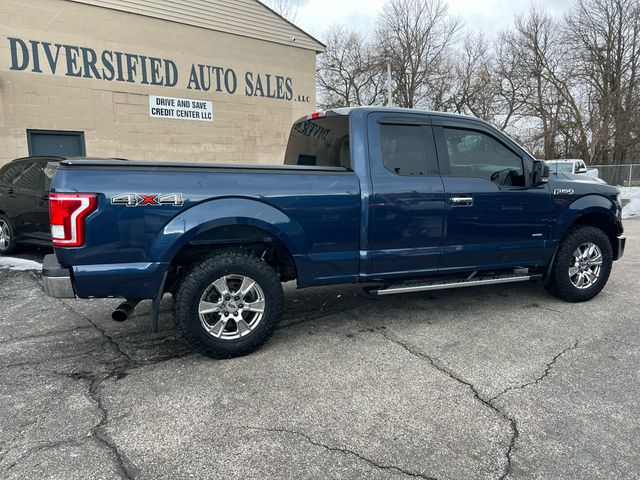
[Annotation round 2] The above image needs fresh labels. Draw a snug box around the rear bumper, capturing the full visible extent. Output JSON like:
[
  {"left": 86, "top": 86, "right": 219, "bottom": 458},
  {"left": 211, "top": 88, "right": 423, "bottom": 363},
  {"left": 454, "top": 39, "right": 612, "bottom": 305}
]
[
  {"left": 614, "top": 234, "right": 626, "bottom": 261},
  {"left": 42, "top": 254, "right": 170, "bottom": 299},
  {"left": 42, "top": 254, "right": 76, "bottom": 298}
]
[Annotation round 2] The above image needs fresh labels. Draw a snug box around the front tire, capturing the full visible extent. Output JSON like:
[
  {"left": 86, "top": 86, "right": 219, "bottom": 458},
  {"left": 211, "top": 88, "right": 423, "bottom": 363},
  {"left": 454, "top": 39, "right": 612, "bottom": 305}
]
[
  {"left": 545, "top": 226, "right": 613, "bottom": 302},
  {"left": 0, "top": 215, "right": 17, "bottom": 255},
  {"left": 173, "top": 252, "right": 284, "bottom": 359}
]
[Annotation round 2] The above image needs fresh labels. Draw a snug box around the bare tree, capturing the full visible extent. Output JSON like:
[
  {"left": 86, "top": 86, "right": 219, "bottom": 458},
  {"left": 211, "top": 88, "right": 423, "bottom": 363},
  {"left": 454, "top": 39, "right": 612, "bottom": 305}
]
[
  {"left": 261, "top": 0, "right": 298, "bottom": 22},
  {"left": 445, "top": 33, "right": 522, "bottom": 130},
  {"left": 312, "top": 0, "right": 640, "bottom": 164},
  {"left": 566, "top": 0, "right": 640, "bottom": 164},
  {"left": 317, "top": 25, "right": 387, "bottom": 109},
  {"left": 376, "top": 0, "right": 462, "bottom": 109},
  {"left": 497, "top": 7, "right": 591, "bottom": 160}
]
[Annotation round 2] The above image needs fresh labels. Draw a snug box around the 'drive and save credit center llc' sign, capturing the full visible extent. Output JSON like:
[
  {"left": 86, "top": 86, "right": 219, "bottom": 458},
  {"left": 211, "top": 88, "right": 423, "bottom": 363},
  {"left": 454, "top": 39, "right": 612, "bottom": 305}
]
[{"left": 149, "top": 95, "right": 213, "bottom": 122}]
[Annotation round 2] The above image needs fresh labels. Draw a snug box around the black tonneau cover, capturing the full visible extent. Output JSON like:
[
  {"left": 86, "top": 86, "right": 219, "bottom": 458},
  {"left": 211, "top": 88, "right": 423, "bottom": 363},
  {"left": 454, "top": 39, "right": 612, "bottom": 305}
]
[{"left": 58, "top": 159, "right": 349, "bottom": 173}]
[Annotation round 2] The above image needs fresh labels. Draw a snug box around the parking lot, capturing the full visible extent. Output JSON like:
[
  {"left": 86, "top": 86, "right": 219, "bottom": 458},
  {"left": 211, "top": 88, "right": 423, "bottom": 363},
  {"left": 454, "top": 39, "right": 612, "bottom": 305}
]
[{"left": 0, "top": 220, "right": 637, "bottom": 480}]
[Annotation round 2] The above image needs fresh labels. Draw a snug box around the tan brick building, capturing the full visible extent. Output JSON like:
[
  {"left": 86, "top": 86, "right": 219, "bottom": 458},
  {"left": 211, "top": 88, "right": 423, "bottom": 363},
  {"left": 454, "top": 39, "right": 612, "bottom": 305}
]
[{"left": 0, "top": 0, "right": 324, "bottom": 165}]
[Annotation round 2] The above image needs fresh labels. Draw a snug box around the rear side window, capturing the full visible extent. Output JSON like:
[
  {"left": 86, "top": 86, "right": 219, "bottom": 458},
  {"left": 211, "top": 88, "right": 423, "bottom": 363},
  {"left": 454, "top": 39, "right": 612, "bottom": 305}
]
[
  {"left": 444, "top": 128, "right": 525, "bottom": 187},
  {"left": 13, "top": 162, "right": 44, "bottom": 190},
  {"left": 1, "top": 164, "right": 26, "bottom": 185},
  {"left": 284, "top": 116, "right": 350, "bottom": 168},
  {"left": 380, "top": 125, "right": 425, "bottom": 176}
]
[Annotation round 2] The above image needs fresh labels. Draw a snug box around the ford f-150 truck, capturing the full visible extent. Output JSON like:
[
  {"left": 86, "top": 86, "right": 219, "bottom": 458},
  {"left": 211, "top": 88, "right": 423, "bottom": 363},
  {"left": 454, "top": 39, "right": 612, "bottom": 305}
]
[{"left": 42, "top": 107, "right": 626, "bottom": 358}]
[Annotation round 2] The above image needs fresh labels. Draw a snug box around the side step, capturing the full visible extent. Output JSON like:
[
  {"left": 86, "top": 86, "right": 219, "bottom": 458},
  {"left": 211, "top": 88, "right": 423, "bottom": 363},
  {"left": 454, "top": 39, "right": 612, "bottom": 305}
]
[{"left": 370, "top": 271, "right": 542, "bottom": 296}]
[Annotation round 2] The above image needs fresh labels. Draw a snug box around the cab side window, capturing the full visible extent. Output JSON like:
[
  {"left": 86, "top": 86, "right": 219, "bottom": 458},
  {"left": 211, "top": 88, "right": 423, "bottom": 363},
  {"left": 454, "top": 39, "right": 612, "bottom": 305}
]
[
  {"left": 444, "top": 128, "right": 525, "bottom": 187},
  {"left": 380, "top": 124, "right": 425, "bottom": 176}
]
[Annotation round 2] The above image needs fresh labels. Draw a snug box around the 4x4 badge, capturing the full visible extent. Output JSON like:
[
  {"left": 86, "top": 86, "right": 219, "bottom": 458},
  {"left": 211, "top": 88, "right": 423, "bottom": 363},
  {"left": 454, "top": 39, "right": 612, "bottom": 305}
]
[
  {"left": 553, "top": 189, "right": 575, "bottom": 195},
  {"left": 111, "top": 193, "right": 184, "bottom": 207}
]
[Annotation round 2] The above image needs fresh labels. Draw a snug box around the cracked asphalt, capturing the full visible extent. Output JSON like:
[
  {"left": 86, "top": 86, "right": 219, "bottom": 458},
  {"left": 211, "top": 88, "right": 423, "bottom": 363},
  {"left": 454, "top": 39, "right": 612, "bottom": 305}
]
[{"left": 1, "top": 220, "right": 639, "bottom": 480}]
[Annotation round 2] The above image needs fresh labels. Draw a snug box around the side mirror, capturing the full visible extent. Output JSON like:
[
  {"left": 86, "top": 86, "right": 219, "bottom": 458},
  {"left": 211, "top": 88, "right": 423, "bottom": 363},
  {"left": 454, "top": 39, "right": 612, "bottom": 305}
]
[{"left": 532, "top": 160, "right": 549, "bottom": 186}]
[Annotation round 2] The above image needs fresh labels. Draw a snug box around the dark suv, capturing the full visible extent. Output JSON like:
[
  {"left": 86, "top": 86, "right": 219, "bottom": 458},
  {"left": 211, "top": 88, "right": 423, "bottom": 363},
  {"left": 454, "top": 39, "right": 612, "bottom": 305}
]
[{"left": 0, "top": 156, "right": 62, "bottom": 254}]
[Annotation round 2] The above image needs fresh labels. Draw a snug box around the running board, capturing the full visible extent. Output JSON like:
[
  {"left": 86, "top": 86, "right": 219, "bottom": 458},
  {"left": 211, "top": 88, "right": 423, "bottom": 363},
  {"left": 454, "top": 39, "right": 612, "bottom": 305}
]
[{"left": 370, "top": 272, "right": 542, "bottom": 296}]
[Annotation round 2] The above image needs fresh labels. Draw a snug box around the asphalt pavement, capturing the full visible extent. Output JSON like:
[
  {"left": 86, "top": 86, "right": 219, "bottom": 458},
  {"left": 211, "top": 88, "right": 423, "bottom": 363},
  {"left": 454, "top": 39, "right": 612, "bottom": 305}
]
[{"left": 1, "top": 221, "right": 638, "bottom": 479}]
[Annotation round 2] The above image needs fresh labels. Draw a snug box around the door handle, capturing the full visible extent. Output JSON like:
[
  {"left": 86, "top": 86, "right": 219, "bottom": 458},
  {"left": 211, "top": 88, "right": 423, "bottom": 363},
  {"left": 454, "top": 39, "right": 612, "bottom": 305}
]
[{"left": 450, "top": 196, "right": 474, "bottom": 206}]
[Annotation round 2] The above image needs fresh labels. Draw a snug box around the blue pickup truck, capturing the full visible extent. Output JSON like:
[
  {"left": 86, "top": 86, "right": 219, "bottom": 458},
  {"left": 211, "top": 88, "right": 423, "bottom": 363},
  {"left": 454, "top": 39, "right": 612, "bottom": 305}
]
[{"left": 42, "top": 107, "right": 626, "bottom": 358}]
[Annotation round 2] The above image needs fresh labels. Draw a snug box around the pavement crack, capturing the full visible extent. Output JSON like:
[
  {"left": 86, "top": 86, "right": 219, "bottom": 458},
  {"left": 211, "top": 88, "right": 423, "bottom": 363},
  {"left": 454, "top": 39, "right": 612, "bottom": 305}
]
[
  {"left": 58, "top": 371, "right": 135, "bottom": 480},
  {"left": 242, "top": 426, "right": 438, "bottom": 479},
  {"left": 523, "top": 302, "right": 563, "bottom": 313},
  {"left": 2, "top": 350, "right": 101, "bottom": 369},
  {"left": 278, "top": 299, "right": 372, "bottom": 330},
  {"left": 26, "top": 277, "right": 135, "bottom": 479},
  {"left": 381, "top": 332, "right": 518, "bottom": 480},
  {"left": 58, "top": 301, "right": 133, "bottom": 366},
  {"left": 490, "top": 340, "right": 580, "bottom": 403},
  {"left": 0, "top": 325, "right": 94, "bottom": 346},
  {"left": 0, "top": 418, "right": 40, "bottom": 465},
  {"left": 2, "top": 438, "right": 86, "bottom": 471}
]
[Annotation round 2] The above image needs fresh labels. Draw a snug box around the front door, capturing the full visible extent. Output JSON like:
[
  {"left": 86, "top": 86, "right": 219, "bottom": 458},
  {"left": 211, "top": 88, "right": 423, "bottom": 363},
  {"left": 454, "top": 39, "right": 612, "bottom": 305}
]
[
  {"left": 367, "top": 113, "right": 445, "bottom": 280},
  {"left": 433, "top": 124, "right": 551, "bottom": 272}
]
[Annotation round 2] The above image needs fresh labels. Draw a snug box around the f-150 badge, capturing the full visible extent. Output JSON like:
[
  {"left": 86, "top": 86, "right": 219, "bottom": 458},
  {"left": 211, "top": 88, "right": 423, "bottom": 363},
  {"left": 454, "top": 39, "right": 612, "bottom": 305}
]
[
  {"left": 553, "top": 189, "right": 575, "bottom": 195},
  {"left": 111, "top": 193, "right": 184, "bottom": 207}
]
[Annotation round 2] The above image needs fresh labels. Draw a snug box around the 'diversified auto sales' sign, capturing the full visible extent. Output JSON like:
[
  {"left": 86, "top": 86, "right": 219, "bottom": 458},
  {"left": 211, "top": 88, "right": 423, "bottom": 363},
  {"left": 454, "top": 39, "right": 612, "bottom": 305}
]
[{"left": 149, "top": 95, "right": 213, "bottom": 122}]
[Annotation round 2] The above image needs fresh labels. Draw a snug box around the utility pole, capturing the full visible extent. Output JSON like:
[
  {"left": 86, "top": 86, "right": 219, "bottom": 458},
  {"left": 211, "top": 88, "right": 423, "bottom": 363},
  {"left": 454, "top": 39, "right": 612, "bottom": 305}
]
[{"left": 387, "top": 61, "right": 392, "bottom": 107}]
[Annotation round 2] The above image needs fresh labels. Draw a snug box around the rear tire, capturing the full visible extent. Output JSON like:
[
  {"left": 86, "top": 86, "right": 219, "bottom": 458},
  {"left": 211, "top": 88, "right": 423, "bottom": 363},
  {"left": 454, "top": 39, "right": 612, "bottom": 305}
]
[
  {"left": 173, "top": 252, "right": 284, "bottom": 359},
  {"left": 0, "top": 215, "right": 17, "bottom": 255},
  {"left": 545, "top": 226, "right": 613, "bottom": 302}
]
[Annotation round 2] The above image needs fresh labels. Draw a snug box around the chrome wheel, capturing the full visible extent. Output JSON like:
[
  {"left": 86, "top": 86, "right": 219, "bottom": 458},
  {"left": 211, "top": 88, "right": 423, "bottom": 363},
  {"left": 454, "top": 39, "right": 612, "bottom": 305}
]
[
  {"left": 198, "top": 274, "right": 266, "bottom": 340},
  {"left": 0, "top": 220, "right": 11, "bottom": 252},
  {"left": 569, "top": 242, "right": 603, "bottom": 289}
]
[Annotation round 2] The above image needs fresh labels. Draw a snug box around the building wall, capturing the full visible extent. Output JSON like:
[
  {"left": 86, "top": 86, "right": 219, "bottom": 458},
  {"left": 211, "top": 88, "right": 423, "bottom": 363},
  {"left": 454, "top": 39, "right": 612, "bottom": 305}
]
[{"left": 0, "top": 0, "right": 319, "bottom": 166}]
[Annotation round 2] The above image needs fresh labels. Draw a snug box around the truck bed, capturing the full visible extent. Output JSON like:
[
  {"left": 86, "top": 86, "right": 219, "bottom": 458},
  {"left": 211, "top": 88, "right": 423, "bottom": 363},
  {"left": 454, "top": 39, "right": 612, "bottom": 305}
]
[{"left": 52, "top": 159, "right": 362, "bottom": 297}]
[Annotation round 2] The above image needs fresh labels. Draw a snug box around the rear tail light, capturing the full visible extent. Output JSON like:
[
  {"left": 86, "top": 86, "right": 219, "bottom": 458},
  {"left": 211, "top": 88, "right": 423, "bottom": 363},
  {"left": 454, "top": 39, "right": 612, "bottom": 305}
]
[{"left": 49, "top": 193, "right": 97, "bottom": 247}]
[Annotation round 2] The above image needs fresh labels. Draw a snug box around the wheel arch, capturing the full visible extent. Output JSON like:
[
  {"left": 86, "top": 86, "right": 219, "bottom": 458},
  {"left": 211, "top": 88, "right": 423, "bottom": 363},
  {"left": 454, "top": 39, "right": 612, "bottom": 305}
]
[
  {"left": 555, "top": 195, "right": 622, "bottom": 259},
  {"left": 149, "top": 197, "right": 305, "bottom": 282},
  {"left": 170, "top": 224, "right": 298, "bottom": 282}
]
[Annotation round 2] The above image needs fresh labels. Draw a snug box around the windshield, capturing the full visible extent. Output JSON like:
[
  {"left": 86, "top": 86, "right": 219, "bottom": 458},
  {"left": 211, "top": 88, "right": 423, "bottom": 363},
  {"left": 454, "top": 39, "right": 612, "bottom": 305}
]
[{"left": 284, "top": 116, "right": 350, "bottom": 169}]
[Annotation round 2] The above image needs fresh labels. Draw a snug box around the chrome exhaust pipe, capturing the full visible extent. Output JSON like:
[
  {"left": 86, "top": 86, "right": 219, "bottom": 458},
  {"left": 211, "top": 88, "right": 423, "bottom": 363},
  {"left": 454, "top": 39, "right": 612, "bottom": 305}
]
[{"left": 112, "top": 299, "right": 140, "bottom": 322}]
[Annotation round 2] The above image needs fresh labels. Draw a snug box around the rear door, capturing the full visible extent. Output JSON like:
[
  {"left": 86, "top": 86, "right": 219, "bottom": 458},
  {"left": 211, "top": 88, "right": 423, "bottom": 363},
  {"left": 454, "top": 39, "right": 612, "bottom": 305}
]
[
  {"left": 5, "top": 160, "right": 48, "bottom": 238},
  {"left": 367, "top": 112, "right": 445, "bottom": 280},
  {"left": 433, "top": 119, "right": 551, "bottom": 272},
  {"left": 0, "top": 161, "right": 29, "bottom": 234}
]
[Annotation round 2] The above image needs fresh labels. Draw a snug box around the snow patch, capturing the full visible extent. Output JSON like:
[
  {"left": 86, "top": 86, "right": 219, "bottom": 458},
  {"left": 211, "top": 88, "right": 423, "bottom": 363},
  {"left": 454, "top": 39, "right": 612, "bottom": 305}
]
[
  {"left": 0, "top": 257, "right": 42, "bottom": 271},
  {"left": 620, "top": 187, "right": 640, "bottom": 219}
]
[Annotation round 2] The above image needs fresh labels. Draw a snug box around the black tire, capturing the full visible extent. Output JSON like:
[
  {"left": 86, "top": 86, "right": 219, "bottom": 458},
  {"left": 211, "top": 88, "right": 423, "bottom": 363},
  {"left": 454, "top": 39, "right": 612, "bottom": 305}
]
[
  {"left": 0, "top": 215, "right": 17, "bottom": 255},
  {"left": 173, "top": 252, "right": 284, "bottom": 359},
  {"left": 545, "top": 226, "right": 613, "bottom": 302}
]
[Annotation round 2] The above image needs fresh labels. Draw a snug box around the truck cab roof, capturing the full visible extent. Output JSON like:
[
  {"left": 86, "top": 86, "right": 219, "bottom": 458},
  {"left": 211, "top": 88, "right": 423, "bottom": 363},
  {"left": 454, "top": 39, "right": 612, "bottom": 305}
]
[{"left": 295, "top": 106, "right": 494, "bottom": 128}]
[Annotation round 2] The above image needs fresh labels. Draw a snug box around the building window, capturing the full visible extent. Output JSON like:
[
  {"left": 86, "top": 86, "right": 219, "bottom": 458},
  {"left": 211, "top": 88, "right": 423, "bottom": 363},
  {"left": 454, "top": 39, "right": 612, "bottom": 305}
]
[{"left": 27, "top": 130, "right": 86, "bottom": 157}]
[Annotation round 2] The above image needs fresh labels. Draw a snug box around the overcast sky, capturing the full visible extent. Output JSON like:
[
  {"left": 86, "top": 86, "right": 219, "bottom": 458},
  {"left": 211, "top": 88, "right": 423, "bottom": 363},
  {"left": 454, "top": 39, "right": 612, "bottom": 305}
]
[{"left": 293, "top": 0, "right": 574, "bottom": 40}]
